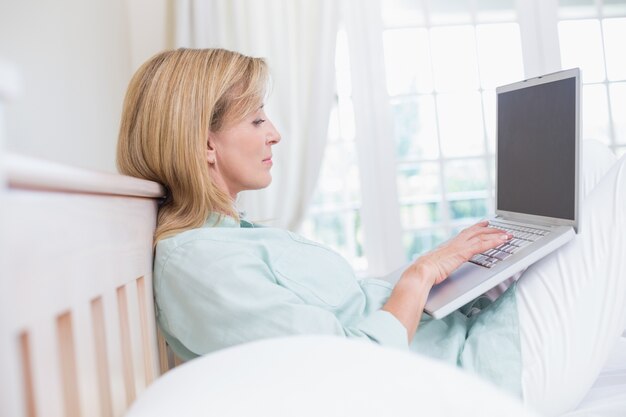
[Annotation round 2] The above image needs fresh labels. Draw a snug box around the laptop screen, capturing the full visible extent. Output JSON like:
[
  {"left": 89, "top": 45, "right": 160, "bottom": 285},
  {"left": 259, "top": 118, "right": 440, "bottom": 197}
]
[{"left": 497, "top": 76, "right": 577, "bottom": 221}]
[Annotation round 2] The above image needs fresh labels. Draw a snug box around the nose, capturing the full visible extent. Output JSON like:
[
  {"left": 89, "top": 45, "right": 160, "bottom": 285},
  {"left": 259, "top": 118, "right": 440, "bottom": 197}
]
[{"left": 267, "top": 123, "right": 281, "bottom": 145}]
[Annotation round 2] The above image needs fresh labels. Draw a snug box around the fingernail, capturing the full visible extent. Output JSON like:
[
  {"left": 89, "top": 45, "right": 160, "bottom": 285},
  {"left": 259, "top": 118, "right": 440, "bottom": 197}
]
[{"left": 501, "top": 234, "right": 509, "bottom": 240}]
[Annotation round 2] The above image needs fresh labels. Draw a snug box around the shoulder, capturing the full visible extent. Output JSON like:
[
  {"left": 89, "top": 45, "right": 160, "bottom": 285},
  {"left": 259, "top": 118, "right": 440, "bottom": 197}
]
[{"left": 154, "top": 226, "right": 292, "bottom": 277}]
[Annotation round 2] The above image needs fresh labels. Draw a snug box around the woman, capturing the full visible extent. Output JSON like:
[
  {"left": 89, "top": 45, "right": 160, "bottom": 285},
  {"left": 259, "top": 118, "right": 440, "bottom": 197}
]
[{"left": 117, "top": 48, "right": 626, "bottom": 416}]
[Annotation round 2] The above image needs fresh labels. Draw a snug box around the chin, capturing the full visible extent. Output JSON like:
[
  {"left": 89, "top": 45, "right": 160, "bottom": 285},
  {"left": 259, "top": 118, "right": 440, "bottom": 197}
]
[
  {"left": 260, "top": 177, "right": 272, "bottom": 189},
  {"left": 248, "top": 176, "right": 272, "bottom": 191}
]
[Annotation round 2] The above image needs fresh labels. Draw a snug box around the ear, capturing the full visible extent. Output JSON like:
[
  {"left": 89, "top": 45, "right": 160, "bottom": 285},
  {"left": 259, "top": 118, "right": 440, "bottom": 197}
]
[{"left": 207, "top": 133, "right": 218, "bottom": 165}]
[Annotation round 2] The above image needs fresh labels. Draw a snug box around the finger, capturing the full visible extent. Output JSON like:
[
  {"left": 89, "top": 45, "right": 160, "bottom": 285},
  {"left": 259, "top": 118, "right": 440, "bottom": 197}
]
[
  {"left": 475, "top": 232, "right": 511, "bottom": 253},
  {"left": 458, "top": 220, "right": 489, "bottom": 237},
  {"left": 462, "top": 220, "right": 500, "bottom": 239},
  {"left": 479, "top": 226, "right": 510, "bottom": 237}
]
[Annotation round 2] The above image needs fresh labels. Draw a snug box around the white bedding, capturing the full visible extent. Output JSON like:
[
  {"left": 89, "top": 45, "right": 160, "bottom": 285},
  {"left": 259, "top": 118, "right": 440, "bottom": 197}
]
[
  {"left": 127, "top": 335, "right": 626, "bottom": 417},
  {"left": 564, "top": 336, "right": 626, "bottom": 416},
  {"left": 127, "top": 336, "right": 537, "bottom": 417}
]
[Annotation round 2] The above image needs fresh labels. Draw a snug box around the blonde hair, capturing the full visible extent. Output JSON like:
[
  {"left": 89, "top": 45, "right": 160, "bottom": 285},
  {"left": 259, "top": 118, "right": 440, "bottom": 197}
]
[{"left": 117, "top": 48, "right": 268, "bottom": 245}]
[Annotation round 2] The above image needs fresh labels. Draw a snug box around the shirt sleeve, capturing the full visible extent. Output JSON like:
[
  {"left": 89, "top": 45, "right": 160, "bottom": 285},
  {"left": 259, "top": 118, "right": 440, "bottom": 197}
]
[{"left": 155, "top": 240, "right": 409, "bottom": 357}]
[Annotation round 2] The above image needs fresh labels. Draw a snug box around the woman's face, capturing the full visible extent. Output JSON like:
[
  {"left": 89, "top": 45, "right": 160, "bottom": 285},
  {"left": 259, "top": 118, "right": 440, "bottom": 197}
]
[{"left": 207, "top": 106, "right": 281, "bottom": 199}]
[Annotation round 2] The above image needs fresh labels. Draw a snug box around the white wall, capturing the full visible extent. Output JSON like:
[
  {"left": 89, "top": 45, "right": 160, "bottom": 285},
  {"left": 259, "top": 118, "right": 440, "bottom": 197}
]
[
  {"left": 128, "top": 0, "right": 174, "bottom": 72},
  {"left": 0, "top": 0, "right": 171, "bottom": 173}
]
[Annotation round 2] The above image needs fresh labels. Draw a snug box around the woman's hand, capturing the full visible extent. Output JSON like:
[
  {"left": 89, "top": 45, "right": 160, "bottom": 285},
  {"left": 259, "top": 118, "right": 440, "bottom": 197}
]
[
  {"left": 409, "top": 220, "right": 512, "bottom": 286},
  {"left": 383, "top": 220, "right": 511, "bottom": 343}
]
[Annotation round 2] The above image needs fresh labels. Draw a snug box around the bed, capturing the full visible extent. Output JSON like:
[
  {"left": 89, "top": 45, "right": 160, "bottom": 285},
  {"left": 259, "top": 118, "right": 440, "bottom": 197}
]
[
  {"left": 1, "top": 153, "right": 625, "bottom": 417},
  {"left": 0, "top": 153, "right": 167, "bottom": 417}
]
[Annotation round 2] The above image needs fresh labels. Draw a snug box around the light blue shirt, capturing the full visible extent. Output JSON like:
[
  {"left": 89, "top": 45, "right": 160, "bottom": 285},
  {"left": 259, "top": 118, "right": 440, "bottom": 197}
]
[{"left": 154, "top": 214, "right": 521, "bottom": 396}]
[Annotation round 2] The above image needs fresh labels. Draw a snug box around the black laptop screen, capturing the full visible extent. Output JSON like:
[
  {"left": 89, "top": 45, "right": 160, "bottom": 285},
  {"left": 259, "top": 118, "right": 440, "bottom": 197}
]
[{"left": 497, "top": 77, "right": 577, "bottom": 221}]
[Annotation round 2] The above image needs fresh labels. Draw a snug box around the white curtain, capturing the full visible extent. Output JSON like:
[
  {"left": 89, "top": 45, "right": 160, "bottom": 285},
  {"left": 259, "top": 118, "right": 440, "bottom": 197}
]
[
  {"left": 175, "top": 0, "right": 339, "bottom": 230},
  {"left": 340, "top": 0, "right": 406, "bottom": 275}
]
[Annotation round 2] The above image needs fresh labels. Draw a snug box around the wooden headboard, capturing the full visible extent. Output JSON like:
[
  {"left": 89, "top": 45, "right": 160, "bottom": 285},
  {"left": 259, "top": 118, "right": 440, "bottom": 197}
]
[{"left": 0, "top": 154, "right": 167, "bottom": 417}]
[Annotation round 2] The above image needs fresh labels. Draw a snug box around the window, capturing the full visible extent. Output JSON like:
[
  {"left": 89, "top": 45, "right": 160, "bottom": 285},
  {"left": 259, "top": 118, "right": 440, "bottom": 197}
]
[
  {"left": 558, "top": 0, "right": 626, "bottom": 157},
  {"left": 302, "top": 0, "right": 626, "bottom": 274},
  {"left": 381, "top": 2, "right": 524, "bottom": 260}
]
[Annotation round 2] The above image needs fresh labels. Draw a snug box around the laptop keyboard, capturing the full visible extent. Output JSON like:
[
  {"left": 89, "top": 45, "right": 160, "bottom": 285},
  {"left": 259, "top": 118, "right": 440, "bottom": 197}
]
[{"left": 469, "top": 221, "right": 550, "bottom": 268}]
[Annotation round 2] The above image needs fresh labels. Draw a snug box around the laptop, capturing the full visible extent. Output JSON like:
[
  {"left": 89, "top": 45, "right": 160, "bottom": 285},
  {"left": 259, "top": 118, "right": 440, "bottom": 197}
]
[{"left": 424, "top": 67, "right": 582, "bottom": 319}]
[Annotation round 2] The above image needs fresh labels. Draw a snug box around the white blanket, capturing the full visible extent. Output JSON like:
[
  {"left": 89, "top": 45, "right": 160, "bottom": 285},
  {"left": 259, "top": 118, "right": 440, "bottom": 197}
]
[
  {"left": 564, "top": 336, "right": 626, "bottom": 416},
  {"left": 127, "top": 336, "right": 537, "bottom": 417}
]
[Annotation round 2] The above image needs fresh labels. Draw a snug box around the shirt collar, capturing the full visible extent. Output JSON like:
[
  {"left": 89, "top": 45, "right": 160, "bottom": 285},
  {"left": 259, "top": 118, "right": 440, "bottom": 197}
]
[{"left": 203, "top": 212, "right": 240, "bottom": 228}]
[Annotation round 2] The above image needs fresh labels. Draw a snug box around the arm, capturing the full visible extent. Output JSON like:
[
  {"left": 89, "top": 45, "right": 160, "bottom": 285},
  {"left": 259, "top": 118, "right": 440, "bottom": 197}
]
[
  {"left": 156, "top": 242, "right": 409, "bottom": 355},
  {"left": 382, "top": 221, "right": 512, "bottom": 343}
]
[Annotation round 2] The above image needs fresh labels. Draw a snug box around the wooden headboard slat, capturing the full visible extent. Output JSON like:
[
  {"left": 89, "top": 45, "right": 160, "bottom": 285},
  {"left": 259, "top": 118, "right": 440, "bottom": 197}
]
[
  {"left": 116, "top": 284, "right": 137, "bottom": 408},
  {"left": 30, "top": 321, "right": 64, "bottom": 417},
  {"left": 57, "top": 312, "right": 80, "bottom": 417},
  {"left": 137, "top": 276, "right": 156, "bottom": 385},
  {"left": 72, "top": 301, "right": 105, "bottom": 417},
  {"left": 91, "top": 296, "right": 114, "bottom": 417},
  {"left": 18, "top": 332, "right": 36, "bottom": 417},
  {"left": 101, "top": 291, "right": 131, "bottom": 417},
  {"left": 124, "top": 279, "right": 149, "bottom": 394}
]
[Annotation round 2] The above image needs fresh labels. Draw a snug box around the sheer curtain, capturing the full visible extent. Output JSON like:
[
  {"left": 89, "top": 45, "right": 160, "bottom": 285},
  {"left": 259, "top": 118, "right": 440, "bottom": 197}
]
[
  {"left": 174, "top": 0, "right": 339, "bottom": 229},
  {"left": 341, "top": 0, "right": 406, "bottom": 275}
]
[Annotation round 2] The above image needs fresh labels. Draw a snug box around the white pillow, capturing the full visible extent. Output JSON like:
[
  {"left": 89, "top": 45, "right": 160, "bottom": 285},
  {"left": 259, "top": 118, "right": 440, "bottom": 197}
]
[{"left": 127, "top": 336, "right": 537, "bottom": 417}]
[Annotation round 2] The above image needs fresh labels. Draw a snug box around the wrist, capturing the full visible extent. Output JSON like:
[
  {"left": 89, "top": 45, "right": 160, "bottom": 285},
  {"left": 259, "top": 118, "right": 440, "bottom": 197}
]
[{"left": 401, "top": 260, "right": 436, "bottom": 288}]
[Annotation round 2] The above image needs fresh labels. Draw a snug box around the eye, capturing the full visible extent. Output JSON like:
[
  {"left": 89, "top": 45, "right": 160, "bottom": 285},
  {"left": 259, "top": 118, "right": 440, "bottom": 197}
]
[{"left": 252, "top": 118, "right": 266, "bottom": 126}]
